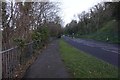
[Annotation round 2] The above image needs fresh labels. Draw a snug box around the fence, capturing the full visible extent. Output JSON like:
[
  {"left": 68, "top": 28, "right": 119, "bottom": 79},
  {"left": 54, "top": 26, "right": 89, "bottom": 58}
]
[{"left": 1, "top": 42, "right": 34, "bottom": 78}]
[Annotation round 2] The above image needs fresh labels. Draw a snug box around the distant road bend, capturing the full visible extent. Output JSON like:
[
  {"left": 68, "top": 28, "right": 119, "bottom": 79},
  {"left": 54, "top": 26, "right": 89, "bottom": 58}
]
[{"left": 63, "top": 36, "right": 119, "bottom": 67}]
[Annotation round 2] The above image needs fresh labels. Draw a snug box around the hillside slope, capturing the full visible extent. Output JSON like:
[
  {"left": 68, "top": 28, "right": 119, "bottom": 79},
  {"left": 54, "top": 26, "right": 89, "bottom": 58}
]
[{"left": 79, "top": 20, "right": 120, "bottom": 44}]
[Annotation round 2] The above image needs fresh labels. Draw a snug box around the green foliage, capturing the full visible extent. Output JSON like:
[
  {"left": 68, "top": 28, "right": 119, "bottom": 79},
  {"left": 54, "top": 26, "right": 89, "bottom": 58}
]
[
  {"left": 32, "top": 31, "right": 41, "bottom": 49},
  {"left": 47, "top": 22, "right": 63, "bottom": 38},
  {"left": 79, "top": 20, "right": 120, "bottom": 44},
  {"left": 59, "top": 39, "right": 118, "bottom": 78},
  {"left": 13, "top": 38, "right": 25, "bottom": 48},
  {"left": 32, "top": 26, "right": 50, "bottom": 49},
  {"left": 32, "top": 32, "right": 41, "bottom": 41},
  {"left": 39, "top": 27, "right": 49, "bottom": 42},
  {"left": 64, "top": 2, "right": 119, "bottom": 44}
]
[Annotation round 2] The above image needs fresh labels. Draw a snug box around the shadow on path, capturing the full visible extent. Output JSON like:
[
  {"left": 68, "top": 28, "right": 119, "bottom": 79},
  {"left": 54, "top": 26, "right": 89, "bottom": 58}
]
[{"left": 24, "top": 40, "right": 70, "bottom": 78}]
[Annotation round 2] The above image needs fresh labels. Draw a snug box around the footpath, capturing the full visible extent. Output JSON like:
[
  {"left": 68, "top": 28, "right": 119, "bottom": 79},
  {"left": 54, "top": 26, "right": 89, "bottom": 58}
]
[{"left": 24, "top": 40, "right": 70, "bottom": 78}]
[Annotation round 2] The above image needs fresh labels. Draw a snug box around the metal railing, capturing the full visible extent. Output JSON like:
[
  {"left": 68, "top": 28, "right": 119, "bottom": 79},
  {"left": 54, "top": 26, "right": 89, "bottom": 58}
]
[{"left": 1, "top": 42, "right": 34, "bottom": 78}]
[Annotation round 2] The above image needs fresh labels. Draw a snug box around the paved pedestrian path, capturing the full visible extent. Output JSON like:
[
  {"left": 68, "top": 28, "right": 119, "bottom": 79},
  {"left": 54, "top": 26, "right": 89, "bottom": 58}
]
[{"left": 24, "top": 40, "right": 70, "bottom": 78}]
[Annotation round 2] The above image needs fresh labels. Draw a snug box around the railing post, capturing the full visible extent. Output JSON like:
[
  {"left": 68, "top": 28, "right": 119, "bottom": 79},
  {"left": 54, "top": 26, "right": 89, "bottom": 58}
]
[
  {"left": 0, "top": 1, "right": 2, "bottom": 79},
  {"left": 0, "top": 45, "right": 1, "bottom": 75},
  {"left": 0, "top": 53, "right": 1, "bottom": 79}
]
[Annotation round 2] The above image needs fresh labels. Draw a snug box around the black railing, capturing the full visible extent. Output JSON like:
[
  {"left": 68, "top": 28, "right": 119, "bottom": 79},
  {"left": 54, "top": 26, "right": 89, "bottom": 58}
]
[{"left": 1, "top": 42, "right": 34, "bottom": 78}]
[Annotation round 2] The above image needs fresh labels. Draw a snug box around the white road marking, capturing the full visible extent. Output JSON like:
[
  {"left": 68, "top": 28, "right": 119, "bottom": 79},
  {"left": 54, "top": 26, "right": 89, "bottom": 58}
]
[{"left": 71, "top": 38, "right": 120, "bottom": 54}]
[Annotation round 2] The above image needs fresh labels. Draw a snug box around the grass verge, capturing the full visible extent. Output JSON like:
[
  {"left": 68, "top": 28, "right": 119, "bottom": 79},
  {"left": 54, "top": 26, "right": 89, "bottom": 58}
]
[{"left": 59, "top": 39, "right": 118, "bottom": 78}]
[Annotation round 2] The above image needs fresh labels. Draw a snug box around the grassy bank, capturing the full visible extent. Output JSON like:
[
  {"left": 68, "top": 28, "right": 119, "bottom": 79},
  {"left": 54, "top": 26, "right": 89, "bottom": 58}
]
[
  {"left": 75, "top": 20, "right": 120, "bottom": 44},
  {"left": 59, "top": 39, "right": 118, "bottom": 78}
]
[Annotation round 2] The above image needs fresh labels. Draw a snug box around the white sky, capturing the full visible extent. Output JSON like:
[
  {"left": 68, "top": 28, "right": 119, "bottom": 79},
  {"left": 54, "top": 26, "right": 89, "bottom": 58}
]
[{"left": 58, "top": 0, "right": 111, "bottom": 27}]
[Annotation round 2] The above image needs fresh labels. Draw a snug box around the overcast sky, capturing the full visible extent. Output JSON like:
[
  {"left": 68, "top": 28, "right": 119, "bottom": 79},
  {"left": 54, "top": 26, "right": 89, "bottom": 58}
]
[
  {"left": 5, "top": 0, "right": 111, "bottom": 27},
  {"left": 58, "top": 0, "right": 111, "bottom": 27}
]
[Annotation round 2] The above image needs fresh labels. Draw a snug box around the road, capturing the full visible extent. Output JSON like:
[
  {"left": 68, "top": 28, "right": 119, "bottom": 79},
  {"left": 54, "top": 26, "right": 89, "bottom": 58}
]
[{"left": 63, "top": 36, "right": 119, "bottom": 67}]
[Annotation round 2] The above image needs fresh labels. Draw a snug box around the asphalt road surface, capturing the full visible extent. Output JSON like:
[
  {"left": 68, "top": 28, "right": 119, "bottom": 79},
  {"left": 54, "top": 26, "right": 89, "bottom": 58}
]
[{"left": 63, "top": 36, "right": 119, "bottom": 67}]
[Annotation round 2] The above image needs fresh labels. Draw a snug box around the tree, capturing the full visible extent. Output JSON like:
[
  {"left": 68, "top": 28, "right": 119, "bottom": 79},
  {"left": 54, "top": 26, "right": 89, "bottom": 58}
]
[
  {"left": 2, "top": 1, "right": 62, "bottom": 50},
  {"left": 64, "top": 2, "right": 118, "bottom": 37}
]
